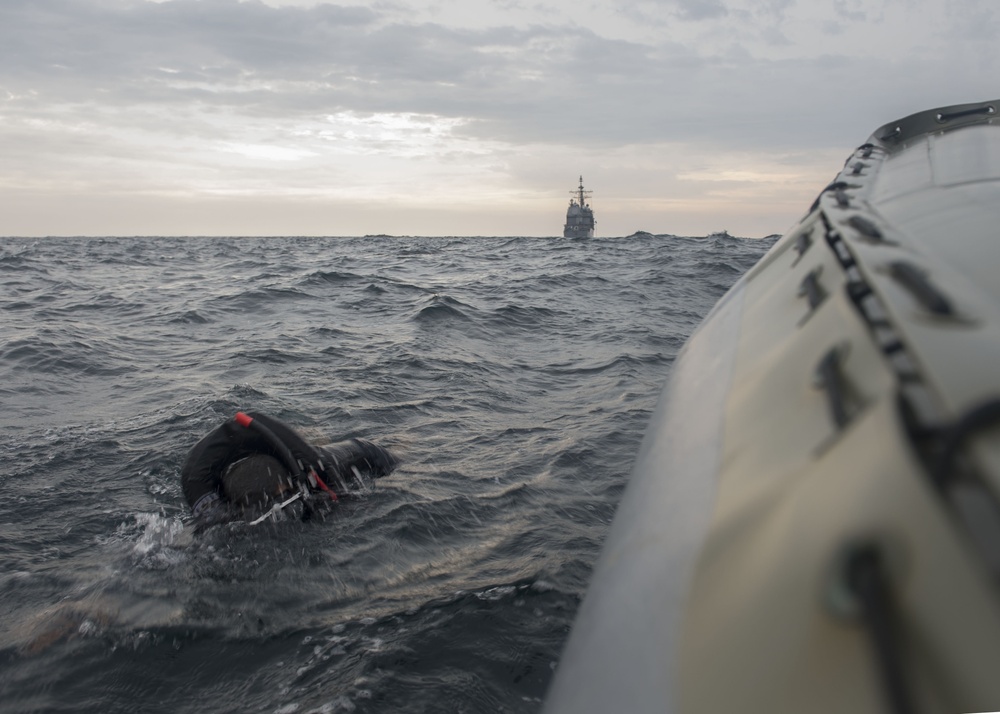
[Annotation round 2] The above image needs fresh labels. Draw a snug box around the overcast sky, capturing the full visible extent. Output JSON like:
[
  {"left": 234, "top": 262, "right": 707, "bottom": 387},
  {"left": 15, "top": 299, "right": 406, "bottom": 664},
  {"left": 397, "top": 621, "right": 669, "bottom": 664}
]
[{"left": 1, "top": 0, "right": 996, "bottom": 237}]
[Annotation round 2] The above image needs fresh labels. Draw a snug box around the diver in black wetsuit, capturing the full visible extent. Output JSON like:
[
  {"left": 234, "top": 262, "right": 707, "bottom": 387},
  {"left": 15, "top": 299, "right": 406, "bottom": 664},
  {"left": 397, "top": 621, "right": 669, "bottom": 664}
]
[{"left": 181, "top": 411, "right": 399, "bottom": 526}]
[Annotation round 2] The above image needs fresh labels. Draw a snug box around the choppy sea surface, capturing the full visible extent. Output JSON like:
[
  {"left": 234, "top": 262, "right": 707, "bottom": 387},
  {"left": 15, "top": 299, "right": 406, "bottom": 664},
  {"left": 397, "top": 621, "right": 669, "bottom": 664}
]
[{"left": 0, "top": 234, "right": 773, "bottom": 714}]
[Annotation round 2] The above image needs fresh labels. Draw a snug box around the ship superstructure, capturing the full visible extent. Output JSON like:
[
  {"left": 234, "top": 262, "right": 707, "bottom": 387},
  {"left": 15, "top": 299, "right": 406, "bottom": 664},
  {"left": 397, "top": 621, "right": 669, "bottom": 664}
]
[{"left": 563, "top": 176, "right": 595, "bottom": 238}]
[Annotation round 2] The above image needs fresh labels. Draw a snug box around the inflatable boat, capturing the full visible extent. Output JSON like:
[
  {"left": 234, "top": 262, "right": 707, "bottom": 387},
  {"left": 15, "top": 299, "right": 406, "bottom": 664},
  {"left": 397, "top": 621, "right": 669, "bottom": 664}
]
[{"left": 544, "top": 99, "right": 1000, "bottom": 714}]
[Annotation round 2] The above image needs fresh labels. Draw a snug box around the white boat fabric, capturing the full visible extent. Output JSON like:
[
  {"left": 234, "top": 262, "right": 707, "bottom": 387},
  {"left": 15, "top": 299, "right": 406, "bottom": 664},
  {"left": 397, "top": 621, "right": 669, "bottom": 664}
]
[{"left": 544, "top": 99, "right": 1000, "bottom": 714}]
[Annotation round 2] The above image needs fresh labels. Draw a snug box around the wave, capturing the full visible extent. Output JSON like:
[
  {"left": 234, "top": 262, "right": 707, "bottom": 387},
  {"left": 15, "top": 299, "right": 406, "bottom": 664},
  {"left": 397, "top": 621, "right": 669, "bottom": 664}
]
[
  {"left": 0, "top": 234, "right": 773, "bottom": 714},
  {"left": 1, "top": 335, "right": 136, "bottom": 377},
  {"left": 300, "top": 269, "right": 364, "bottom": 286},
  {"left": 411, "top": 294, "right": 474, "bottom": 324}
]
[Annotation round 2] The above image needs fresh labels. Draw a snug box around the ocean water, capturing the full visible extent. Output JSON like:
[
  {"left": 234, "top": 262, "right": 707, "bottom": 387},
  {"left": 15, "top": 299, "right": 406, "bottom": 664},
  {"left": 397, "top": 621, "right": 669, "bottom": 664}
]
[{"left": 0, "top": 234, "right": 774, "bottom": 714}]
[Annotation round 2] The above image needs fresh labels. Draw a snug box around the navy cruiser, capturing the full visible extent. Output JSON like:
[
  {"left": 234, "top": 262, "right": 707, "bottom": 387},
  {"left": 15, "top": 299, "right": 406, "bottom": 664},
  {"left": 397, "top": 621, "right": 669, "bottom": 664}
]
[{"left": 563, "top": 176, "right": 595, "bottom": 238}]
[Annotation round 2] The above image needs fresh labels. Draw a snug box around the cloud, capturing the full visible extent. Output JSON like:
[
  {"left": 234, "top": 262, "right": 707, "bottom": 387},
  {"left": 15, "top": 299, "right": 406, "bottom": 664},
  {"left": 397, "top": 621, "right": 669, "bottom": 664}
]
[
  {"left": 618, "top": 0, "right": 729, "bottom": 23},
  {"left": 3, "top": 1, "right": 995, "bottom": 148},
  {"left": 1, "top": 0, "right": 998, "bottom": 235},
  {"left": 0, "top": 1, "right": 897, "bottom": 152},
  {"left": 833, "top": 0, "right": 869, "bottom": 22},
  {"left": 676, "top": 0, "right": 728, "bottom": 20}
]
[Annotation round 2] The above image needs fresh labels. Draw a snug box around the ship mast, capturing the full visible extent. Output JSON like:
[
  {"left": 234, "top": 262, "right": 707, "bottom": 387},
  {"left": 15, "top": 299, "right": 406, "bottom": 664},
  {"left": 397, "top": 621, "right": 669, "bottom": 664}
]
[{"left": 572, "top": 175, "right": 593, "bottom": 207}]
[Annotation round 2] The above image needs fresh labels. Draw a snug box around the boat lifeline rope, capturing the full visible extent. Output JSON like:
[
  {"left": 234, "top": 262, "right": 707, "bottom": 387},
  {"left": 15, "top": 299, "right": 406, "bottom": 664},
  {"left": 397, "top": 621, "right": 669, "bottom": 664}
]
[
  {"left": 930, "top": 398, "right": 1000, "bottom": 491},
  {"left": 233, "top": 412, "right": 338, "bottom": 502},
  {"left": 846, "top": 546, "right": 916, "bottom": 714}
]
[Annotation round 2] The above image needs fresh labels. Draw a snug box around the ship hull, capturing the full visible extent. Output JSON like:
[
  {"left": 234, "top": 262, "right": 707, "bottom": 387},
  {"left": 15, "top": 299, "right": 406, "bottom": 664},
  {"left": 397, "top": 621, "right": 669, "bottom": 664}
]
[{"left": 563, "top": 225, "right": 594, "bottom": 239}]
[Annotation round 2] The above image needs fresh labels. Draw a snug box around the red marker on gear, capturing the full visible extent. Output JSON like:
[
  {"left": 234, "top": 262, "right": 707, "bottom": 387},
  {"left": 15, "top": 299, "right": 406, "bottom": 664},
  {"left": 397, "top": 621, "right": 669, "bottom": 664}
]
[{"left": 234, "top": 412, "right": 254, "bottom": 428}]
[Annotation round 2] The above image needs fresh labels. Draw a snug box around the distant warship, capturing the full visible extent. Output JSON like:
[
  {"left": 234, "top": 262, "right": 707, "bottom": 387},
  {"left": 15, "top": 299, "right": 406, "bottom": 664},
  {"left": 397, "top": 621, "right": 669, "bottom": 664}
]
[{"left": 563, "top": 176, "right": 595, "bottom": 238}]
